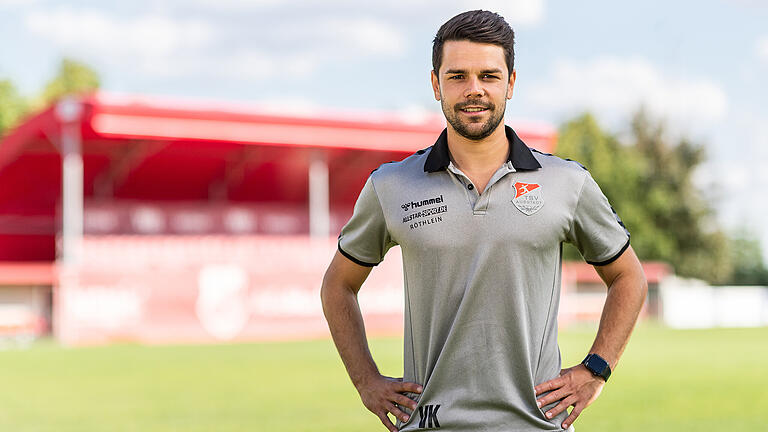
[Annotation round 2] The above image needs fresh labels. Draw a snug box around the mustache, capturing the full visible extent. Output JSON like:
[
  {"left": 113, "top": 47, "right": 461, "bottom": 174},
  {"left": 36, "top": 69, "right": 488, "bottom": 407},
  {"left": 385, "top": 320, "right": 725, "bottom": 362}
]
[{"left": 454, "top": 101, "right": 494, "bottom": 110}]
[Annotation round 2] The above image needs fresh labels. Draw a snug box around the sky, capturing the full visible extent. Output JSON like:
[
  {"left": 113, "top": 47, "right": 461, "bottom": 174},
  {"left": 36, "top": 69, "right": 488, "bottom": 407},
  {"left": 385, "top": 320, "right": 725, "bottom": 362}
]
[{"left": 1, "top": 0, "right": 767, "bottom": 262}]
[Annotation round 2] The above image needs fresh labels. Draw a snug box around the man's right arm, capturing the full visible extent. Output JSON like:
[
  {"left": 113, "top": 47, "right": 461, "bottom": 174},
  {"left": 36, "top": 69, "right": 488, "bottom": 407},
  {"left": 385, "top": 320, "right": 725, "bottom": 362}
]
[{"left": 321, "top": 250, "right": 422, "bottom": 432}]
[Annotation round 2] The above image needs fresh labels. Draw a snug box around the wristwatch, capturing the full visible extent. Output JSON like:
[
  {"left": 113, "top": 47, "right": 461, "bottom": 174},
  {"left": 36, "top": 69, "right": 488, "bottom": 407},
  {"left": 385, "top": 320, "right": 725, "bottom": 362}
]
[{"left": 581, "top": 353, "right": 611, "bottom": 382}]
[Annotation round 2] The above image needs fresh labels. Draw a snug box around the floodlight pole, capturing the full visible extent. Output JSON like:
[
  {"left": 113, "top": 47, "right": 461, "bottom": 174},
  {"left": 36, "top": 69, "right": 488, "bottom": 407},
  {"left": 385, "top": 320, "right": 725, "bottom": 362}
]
[
  {"left": 56, "top": 98, "right": 84, "bottom": 267},
  {"left": 309, "top": 151, "right": 330, "bottom": 239}
]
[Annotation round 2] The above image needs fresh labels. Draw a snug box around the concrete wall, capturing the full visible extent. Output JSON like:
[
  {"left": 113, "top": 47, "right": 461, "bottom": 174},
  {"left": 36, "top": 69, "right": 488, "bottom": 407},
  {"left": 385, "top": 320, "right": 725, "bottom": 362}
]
[{"left": 660, "top": 276, "right": 768, "bottom": 328}]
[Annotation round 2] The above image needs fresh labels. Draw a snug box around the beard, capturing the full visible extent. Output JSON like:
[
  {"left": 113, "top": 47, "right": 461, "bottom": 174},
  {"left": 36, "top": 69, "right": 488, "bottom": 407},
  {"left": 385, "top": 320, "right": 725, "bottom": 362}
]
[{"left": 441, "top": 97, "right": 506, "bottom": 141}]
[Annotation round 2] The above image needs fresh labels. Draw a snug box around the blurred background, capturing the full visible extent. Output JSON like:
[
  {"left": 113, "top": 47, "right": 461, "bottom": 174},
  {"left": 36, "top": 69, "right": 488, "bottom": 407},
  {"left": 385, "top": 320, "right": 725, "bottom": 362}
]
[{"left": 0, "top": 1, "right": 766, "bottom": 431}]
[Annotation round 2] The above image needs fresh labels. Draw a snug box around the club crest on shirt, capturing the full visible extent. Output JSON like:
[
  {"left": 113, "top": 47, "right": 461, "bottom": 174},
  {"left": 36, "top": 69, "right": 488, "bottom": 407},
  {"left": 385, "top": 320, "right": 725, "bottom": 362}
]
[{"left": 512, "top": 182, "right": 543, "bottom": 215}]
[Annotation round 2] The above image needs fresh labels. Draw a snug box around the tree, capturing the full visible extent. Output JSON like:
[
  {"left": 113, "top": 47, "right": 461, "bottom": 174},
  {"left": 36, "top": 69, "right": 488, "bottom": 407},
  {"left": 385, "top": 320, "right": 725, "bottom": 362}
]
[
  {"left": 555, "top": 113, "right": 653, "bottom": 261},
  {"left": 556, "top": 110, "right": 734, "bottom": 283},
  {"left": 727, "top": 230, "right": 768, "bottom": 285},
  {"left": 629, "top": 110, "right": 732, "bottom": 283},
  {"left": 39, "top": 58, "right": 100, "bottom": 107},
  {"left": 0, "top": 58, "right": 100, "bottom": 137},
  {"left": 0, "top": 79, "right": 28, "bottom": 136}
]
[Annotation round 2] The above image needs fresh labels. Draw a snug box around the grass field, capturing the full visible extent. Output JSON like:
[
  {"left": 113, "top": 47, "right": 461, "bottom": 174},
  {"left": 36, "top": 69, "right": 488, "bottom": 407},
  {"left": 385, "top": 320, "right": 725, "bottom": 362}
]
[{"left": 0, "top": 323, "right": 766, "bottom": 431}]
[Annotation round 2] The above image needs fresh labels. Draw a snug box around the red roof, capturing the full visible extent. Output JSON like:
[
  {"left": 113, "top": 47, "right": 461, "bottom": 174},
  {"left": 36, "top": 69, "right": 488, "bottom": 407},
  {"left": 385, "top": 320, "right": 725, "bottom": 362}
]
[{"left": 0, "top": 92, "right": 556, "bottom": 166}]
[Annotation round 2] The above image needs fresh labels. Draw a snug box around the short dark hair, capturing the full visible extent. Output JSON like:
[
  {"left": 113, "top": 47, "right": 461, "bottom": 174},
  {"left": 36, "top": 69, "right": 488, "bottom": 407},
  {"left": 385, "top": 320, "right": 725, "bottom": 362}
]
[{"left": 432, "top": 10, "right": 515, "bottom": 76}]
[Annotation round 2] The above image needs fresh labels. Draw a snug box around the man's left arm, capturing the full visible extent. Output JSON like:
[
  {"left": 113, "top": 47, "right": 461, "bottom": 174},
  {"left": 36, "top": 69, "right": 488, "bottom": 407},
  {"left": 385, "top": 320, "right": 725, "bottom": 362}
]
[{"left": 534, "top": 246, "right": 647, "bottom": 430}]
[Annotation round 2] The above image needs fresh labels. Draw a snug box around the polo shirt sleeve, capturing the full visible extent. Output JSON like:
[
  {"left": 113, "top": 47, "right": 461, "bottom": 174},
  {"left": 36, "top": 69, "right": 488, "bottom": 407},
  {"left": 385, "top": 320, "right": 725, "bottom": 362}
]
[
  {"left": 566, "top": 171, "right": 630, "bottom": 265},
  {"left": 337, "top": 175, "right": 397, "bottom": 266}
]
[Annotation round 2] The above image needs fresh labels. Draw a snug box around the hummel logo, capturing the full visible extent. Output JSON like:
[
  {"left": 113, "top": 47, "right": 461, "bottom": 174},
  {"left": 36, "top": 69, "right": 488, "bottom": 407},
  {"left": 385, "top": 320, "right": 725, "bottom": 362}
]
[
  {"left": 418, "top": 404, "right": 440, "bottom": 429},
  {"left": 401, "top": 195, "right": 444, "bottom": 212}
]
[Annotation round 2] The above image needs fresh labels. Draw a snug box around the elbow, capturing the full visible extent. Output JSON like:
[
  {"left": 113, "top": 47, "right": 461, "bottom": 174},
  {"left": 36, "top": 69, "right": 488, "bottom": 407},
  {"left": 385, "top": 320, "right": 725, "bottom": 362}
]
[
  {"left": 320, "top": 268, "right": 350, "bottom": 317},
  {"left": 609, "top": 266, "right": 648, "bottom": 304}
]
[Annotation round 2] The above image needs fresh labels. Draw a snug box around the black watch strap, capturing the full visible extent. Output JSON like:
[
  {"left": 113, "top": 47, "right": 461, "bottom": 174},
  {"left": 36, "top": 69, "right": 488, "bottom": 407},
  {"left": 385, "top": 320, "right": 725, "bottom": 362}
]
[{"left": 582, "top": 353, "right": 612, "bottom": 382}]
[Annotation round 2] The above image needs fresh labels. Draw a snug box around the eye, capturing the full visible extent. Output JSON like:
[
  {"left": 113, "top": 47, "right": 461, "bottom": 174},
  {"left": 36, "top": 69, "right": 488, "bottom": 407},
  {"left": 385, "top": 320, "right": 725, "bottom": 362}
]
[
  {"left": 482, "top": 74, "right": 500, "bottom": 80},
  {"left": 448, "top": 74, "right": 464, "bottom": 80}
]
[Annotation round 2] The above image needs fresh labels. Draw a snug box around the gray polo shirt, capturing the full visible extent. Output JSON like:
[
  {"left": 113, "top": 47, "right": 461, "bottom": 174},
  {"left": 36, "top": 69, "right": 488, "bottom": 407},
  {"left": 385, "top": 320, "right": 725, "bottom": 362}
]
[{"left": 338, "top": 126, "right": 629, "bottom": 431}]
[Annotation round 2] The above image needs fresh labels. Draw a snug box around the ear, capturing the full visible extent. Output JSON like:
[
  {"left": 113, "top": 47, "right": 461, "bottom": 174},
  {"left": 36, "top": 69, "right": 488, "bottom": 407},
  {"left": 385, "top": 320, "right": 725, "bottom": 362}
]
[
  {"left": 506, "top": 69, "right": 516, "bottom": 99},
  {"left": 431, "top": 70, "right": 441, "bottom": 101}
]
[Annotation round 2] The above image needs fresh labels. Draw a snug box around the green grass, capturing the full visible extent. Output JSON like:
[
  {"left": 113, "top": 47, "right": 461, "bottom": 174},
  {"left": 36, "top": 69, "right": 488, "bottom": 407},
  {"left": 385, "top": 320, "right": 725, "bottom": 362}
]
[{"left": 0, "top": 324, "right": 766, "bottom": 431}]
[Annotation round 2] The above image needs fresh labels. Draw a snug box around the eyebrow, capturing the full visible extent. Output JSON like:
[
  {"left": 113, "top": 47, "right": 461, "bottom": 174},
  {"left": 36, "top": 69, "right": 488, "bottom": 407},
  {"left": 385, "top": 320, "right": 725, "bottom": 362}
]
[{"left": 444, "top": 68, "right": 504, "bottom": 75}]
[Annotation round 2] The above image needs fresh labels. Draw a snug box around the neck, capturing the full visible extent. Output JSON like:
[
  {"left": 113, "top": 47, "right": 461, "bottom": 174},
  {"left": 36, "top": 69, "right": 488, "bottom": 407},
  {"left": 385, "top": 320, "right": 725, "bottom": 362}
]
[{"left": 445, "top": 124, "right": 509, "bottom": 173}]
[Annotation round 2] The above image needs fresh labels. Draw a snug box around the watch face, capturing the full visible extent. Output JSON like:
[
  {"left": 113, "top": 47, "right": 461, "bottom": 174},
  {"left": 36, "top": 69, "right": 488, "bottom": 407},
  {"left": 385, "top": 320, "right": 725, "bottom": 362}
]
[
  {"left": 585, "top": 355, "right": 608, "bottom": 374},
  {"left": 587, "top": 357, "right": 605, "bottom": 371}
]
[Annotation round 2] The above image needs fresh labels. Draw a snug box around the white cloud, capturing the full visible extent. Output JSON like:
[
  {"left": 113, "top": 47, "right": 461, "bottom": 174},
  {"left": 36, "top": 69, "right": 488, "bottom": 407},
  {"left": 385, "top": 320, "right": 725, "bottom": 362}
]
[
  {"left": 526, "top": 56, "right": 728, "bottom": 129},
  {"left": 274, "top": 16, "right": 406, "bottom": 58},
  {"left": 212, "top": 51, "right": 318, "bottom": 80},
  {"left": 458, "top": 0, "right": 545, "bottom": 25},
  {"left": 0, "top": 0, "right": 36, "bottom": 7},
  {"left": 190, "top": 0, "right": 283, "bottom": 9},
  {"left": 182, "top": 0, "right": 545, "bottom": 26},
  {"left": 211, "top": 15, "right": 407, "bottom": 80},
  {"left": 718, "top": 164, "right": 750, "bottom": 190},
  {"left": 113, "top": 49, "right": 317, "bottom": 81},
  {"left": 25, "top": 8, "right": 213, "bottom": 56},
  {"left": 24, "top": 7, "right": 214, "bottom": 74},
  {"left": 357, "top": 0, "right": 544, "bottom": 26},
  {"left": 22, "top": 6, "right": 406, "bottom": 80},
  {"left": 201, "top": 16, "right": 405, "bottom": 81},
  {"left": 316, "top": 17, "right": 405, "bottom": 57},
  {"left": 756, "top": 36, "right": 768, "bottom": 64}
]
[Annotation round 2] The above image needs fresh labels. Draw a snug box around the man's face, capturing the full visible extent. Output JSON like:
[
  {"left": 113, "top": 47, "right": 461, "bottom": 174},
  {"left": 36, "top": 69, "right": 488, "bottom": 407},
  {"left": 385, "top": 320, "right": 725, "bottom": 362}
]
[{"left": 431, "top": 40, "right": 516, "bottom": 141}]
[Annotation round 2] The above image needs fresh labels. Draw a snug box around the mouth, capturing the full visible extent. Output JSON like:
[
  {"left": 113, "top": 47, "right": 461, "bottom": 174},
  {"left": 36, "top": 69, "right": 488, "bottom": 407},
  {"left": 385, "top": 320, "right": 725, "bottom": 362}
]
[
  {"left": 459, "top": 106, "right": 489, "bottom": 114},
  {"left": 458, "top": 105, "right": 490, "bottom": 115}
]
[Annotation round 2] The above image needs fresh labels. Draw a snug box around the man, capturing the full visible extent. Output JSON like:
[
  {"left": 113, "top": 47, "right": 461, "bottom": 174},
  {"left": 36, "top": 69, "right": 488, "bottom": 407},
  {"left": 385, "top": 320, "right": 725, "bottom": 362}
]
[{"left": 321, "top": 10, "right": 647, "bottom": 432}]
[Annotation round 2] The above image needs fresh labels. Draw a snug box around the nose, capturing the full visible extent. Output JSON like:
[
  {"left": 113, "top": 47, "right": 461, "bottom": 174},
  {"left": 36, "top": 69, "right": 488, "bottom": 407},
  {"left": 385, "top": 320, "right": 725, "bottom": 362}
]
[{"left": 463, "top": 77, "right": 484, "bottom": 98}]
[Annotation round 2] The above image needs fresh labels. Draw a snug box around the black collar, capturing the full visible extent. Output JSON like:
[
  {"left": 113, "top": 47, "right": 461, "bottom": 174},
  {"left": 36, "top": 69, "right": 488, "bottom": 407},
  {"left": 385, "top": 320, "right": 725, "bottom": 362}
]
[{"left": 423, "top": 125, "right": 542, "bottom": 173}]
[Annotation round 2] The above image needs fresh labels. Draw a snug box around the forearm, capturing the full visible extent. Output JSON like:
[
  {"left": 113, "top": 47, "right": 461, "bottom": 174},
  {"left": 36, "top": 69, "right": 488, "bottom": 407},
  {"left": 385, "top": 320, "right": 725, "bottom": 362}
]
[
  {"left": 321, "top": 281, "right": 380, "bottom": 389},
  {"left": 588, "top": 272, "right": 647, "bottom": 369}
]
